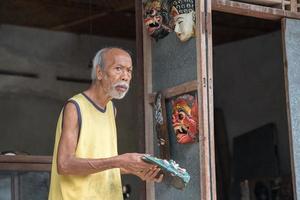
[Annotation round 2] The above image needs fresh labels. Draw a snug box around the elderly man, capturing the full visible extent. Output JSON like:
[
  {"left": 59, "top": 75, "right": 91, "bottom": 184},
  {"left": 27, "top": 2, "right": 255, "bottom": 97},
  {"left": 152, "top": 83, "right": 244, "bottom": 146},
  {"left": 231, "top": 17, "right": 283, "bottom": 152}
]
[{"left": 48, "top": 47, "right": 162, "bottom": 200}]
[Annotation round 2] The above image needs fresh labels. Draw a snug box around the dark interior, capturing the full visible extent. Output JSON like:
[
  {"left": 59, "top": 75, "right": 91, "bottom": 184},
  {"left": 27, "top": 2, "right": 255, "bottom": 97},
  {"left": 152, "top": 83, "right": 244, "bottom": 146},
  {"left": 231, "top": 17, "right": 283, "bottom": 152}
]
[{"left": 213, "top": 12, "right": 293, "bottom": 200}]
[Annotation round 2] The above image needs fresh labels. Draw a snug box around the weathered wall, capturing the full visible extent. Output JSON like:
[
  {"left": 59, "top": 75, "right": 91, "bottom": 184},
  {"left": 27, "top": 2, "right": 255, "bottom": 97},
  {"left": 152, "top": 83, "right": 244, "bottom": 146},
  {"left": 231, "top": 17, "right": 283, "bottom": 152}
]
[
  {"left": 0, "top": 24, "right": 142, "bottom": 199},
  {"left": 213, "top": 31, "right": 291, "bottom": 177},
  {"left": 284, "top": 18, "right": 300, "bottom": 199},
  {"left": 0, "top": 24, "right": 138, "bottom": 155},
  {"left": 152, "top": 33, "right": 199, "bottom": 200}
]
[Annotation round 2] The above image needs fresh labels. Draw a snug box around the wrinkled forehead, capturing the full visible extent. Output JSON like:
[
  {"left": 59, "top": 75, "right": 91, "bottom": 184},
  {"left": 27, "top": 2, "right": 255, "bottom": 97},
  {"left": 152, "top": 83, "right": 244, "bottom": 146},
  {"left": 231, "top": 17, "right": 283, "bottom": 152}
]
[
  {"left": 104, "top": 48, "right": 131, "bottom": 59},
  {"left": 103, "top": 49, "right": 132, "bottom": 67}
]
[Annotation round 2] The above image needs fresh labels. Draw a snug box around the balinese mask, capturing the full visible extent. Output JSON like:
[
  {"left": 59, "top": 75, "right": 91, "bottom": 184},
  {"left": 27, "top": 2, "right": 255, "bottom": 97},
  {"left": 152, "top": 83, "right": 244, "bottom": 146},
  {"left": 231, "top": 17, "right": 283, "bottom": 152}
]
[
  {"left": 170, "top": 0, "right": 196, "bottom": 42},
  {"left": 143, "top": 0, "right": 172, "bottom": 41},
  {"left": 172, "top": 94, "right": 199, "bottom": 144},
  {"left": 171, "top": 94, "right": 198, "bottom": 144}
]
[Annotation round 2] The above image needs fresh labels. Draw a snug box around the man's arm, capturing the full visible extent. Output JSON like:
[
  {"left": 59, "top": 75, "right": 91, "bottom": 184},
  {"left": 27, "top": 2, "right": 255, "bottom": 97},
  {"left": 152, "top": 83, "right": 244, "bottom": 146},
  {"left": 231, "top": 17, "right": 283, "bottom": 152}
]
[{"left": 57, "top": 102, "right": 156, "bottom": 177}]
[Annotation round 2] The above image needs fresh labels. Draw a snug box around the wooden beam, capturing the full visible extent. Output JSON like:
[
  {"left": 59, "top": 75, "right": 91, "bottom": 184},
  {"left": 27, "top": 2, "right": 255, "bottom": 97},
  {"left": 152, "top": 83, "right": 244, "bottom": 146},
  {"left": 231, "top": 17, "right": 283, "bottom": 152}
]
[
  {"left": 135, "top": 0, "right": 146, "bottom": 199},
  {"left": 290, "top": 0, "right": 298, "bottom": 11},
  {"left": 148, "top": 80, "right": 198, "bottom": 103},
  {"left": 51, "top": 12, "right": 108, "bottom": 30},
  {"left": 0, "top": 155, "right": 52, "bottom": 164},
  {"left": 0, "top": 155, "right": 52, "bottom": 171},
  {"left": 195, "top": 0, "right": 214, "bottom": 198},
  {"left": 238, "top": 0, "right": 282, "bottom": 6},
  {"left": 213, "top": 0, "right": 283, "bottom": 19},
  {"left": 25, "top": 0, "right": 134, "bottom": 11},
  {"left": 142, "top": 3, "right": 155, "bottom": 199},
  {"left": 51, "top": 4, "right": 134, "bottom": 30},
  {"left": 207, "top": 0, "right": 217, "bottom": 197},
  {"left": 0, "top": 163, "right": 51, "bottom": 171},
  {"left": 212, "top": 0, "right": 300, "bottom": 20}
]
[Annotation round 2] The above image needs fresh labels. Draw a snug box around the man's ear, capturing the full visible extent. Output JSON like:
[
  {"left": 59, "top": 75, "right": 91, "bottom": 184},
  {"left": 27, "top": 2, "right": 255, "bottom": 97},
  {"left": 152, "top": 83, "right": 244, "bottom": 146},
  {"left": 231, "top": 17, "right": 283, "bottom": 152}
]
[{"left": 96, "top": 65, "right": 103, "bottom": 80}]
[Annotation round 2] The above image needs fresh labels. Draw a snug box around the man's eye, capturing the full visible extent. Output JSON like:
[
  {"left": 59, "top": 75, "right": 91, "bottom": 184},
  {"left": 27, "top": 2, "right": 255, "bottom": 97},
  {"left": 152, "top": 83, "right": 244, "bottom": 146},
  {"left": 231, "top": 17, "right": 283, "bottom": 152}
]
[
  {"left": 116, "top": 67, "right": 122, "bottom": 71},
  {"left": 178, "top": 21, "right": 183, "bottom": 24}
]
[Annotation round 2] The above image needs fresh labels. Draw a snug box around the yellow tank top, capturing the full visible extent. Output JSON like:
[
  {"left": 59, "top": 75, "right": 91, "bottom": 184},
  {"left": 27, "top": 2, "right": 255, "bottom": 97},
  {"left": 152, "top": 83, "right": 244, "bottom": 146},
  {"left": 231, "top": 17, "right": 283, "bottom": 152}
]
[{"left": 48, "top": 93, "right": 123, "bottom": 200}]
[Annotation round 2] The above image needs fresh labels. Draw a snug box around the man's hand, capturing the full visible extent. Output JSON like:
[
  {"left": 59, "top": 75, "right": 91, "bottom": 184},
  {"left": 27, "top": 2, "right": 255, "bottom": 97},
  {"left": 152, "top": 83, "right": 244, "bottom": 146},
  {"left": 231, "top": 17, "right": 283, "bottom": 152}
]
[
  {"left": 118, "top": 153, "right": 153, "bottom": 172},
  {"left": 118, "top": 153, "right": 163, "bottom": 182},
  {"left": 133, "top": 166, "right": 164, "bottom": 182}
]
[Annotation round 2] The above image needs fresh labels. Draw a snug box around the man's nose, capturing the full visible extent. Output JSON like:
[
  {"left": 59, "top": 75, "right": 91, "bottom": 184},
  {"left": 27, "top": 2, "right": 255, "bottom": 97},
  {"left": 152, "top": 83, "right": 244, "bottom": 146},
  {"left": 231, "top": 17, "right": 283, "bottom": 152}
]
[{"left": 121, "top": 71, "right": 131, "bottom": 82}]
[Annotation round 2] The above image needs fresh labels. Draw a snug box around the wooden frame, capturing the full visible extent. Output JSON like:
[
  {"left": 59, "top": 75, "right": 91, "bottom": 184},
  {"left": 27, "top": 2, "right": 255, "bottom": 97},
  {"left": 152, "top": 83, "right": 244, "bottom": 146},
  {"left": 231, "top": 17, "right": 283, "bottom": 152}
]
[
  {"left": 195, "top": 0, "right": 217, "bottom": 198},
  {"left": 0, "top": 155, "right": 52, "bottom": 171},
  {"left": 142, "top": 4, "right": 156, "bottom": 199},
  {"left": 212, "top": 0, "right": 300, "bottom": 20},
  {"left": 135, "top": 0, "right": 147, "bottom": 199},
  {"left": 152, "top": 83, "right": 200, "bottom": 150},
  {"left": 148, "top": 80, "right": 198, "bottom": 104},
  {"left": 140, "top": 0, "right": 217, "bottom": 198},
  {"left": 139, "top": 0, "right": 300, "bottom": 199},
  {"left": 0, "top": 155, "right": 51, "bottom": 200}
]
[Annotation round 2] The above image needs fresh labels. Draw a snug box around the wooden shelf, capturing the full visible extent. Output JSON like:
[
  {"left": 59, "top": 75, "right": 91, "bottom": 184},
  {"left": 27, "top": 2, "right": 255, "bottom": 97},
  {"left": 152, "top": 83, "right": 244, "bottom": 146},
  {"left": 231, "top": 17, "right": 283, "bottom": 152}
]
[
  {"left": 212, "top": 0, "right": 300, "bottom": 20},
  {"left": 238, "top": 0, "right": 282, "bottom": 6},
  {"left": 148, "top": 80, "right": 198, "bottom": 103},
  {"left": 0, "top": 155, "right": 52, "bottom": 171}
]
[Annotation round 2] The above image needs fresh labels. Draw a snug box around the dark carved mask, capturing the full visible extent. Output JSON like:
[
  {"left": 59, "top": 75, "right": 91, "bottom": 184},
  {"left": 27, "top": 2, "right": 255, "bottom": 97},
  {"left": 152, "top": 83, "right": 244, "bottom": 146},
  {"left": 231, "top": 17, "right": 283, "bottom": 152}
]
[{"left": 143, "top": 0, "right": 172, "bottom": 41}]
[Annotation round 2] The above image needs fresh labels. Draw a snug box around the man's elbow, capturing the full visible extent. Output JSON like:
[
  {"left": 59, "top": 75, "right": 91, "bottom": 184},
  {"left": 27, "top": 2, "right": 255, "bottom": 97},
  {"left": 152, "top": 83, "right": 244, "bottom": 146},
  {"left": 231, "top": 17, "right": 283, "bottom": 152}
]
[{"left": 57, "top": 159, "right": 72, "bottom": 175}]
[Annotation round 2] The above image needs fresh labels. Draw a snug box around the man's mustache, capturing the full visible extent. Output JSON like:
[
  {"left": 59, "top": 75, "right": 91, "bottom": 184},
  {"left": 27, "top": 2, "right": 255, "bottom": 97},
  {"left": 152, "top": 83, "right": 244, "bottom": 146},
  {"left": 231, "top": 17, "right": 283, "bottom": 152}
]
[{"left": 113, "top": 81, "right": 129, "bottom": 90}]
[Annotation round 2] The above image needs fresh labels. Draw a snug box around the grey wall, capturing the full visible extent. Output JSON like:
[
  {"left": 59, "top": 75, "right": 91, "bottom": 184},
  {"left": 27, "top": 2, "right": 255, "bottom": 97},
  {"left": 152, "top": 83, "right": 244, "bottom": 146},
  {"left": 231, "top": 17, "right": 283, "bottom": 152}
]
[
  {"left": 152, "top": 33, "right": 199, "bottom": 200},
  {"left": 213, "top": 31, "right": 291, "bottom": 177},
  {"left": 0, "top": 24, "right": 139, "bottom": 156},
  {"left": 0, "top": 24, "right": 143, "bottom": 199},
  {"left": 284, "top": 18, "right": 300, "bottom": 200}
]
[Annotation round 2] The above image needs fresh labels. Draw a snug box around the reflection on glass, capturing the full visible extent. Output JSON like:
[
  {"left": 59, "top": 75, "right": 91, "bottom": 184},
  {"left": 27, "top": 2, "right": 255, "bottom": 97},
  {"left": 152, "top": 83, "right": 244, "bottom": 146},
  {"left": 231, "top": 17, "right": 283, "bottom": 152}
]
[
  {"left": 0, "top": 172, "right": 50, "bottom": 200},
  {"left": 20, "top": 172, "right": 50, "bottom": 200},
  {"left": 0, "top": 175, "right": 11, "bottom": 200}
]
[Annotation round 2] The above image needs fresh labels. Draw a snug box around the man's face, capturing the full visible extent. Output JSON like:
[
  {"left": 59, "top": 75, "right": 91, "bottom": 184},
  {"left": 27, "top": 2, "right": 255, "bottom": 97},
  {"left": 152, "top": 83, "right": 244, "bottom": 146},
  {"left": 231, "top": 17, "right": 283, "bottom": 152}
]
[
  {"left": 174, "top": 11, "right": 195, "bottom": 42},
  {"left": 100, "top": 50, "right": 133, "bottom": 99}
]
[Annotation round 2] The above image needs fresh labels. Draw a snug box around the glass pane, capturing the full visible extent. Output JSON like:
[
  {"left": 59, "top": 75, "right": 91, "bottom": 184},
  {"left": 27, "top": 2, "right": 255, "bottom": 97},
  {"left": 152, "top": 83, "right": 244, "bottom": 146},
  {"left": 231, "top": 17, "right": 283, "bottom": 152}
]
[
  {"left": 0, "top": 174, "right": 12, "bottom": 200},
  {"left": 19, "top": 172, "right": 50, "bottom": 200}
]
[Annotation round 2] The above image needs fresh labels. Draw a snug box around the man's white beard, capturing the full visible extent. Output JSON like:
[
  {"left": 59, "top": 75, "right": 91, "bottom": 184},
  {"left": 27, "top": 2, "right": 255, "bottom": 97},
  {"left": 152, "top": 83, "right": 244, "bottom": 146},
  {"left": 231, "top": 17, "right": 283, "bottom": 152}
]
[{"left": 109, "top": 81, "right": 129, "bottom": 99}]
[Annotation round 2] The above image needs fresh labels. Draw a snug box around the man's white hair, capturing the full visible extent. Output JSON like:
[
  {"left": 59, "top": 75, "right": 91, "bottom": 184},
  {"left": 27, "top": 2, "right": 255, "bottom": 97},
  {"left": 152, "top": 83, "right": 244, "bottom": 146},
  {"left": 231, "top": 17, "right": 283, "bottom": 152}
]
[
  {"left": 91, "top": 48, "right": 108, "bottom": 81},
  {"left": 91, "top": 47, "right": 131, "bottom": 81}
]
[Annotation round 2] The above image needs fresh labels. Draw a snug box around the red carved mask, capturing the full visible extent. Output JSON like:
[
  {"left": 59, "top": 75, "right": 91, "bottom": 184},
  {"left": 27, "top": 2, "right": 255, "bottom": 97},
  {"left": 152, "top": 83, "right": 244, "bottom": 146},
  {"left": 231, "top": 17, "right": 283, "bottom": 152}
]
[{"left": 171, "top": 94, "right": 198, "bottom": 144}]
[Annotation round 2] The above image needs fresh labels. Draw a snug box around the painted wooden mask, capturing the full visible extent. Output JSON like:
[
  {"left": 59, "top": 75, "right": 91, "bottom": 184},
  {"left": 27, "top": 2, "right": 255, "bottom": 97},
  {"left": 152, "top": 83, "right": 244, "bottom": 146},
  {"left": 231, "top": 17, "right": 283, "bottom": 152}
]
[
  {"left": 171, "top": 94, "right": 198, "bottom": 144},
  {"left": 171, "top": 0, "right": 196, "bottom": 42},
  {"left": 143, "top": 0, "right": 172, "bottom": 41}
]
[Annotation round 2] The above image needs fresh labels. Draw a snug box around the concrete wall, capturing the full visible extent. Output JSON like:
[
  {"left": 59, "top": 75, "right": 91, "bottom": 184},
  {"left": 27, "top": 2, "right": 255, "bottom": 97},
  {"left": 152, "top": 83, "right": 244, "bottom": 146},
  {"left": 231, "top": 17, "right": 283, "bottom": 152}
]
[
  {"left": 213, "top": 31, "right": 291, "bottom": 177},
  {"left": 0, "top": 24, "right": 139, "bottom": 155},
  {"left": 0, "top": 24, "right": 143, "bottom": 199},
  {"left": 152, "top": 33, "right": 199, "bottom": 200},
  {"left": 283, "top": 18, "right": 300, "bottom": 199}
]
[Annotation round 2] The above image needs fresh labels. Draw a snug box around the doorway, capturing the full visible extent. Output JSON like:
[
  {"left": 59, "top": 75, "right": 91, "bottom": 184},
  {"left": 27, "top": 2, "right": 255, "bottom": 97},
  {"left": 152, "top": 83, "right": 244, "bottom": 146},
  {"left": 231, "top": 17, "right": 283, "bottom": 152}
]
[{"left": 212, "top": 12, "right": 293, "bottom": 200}]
